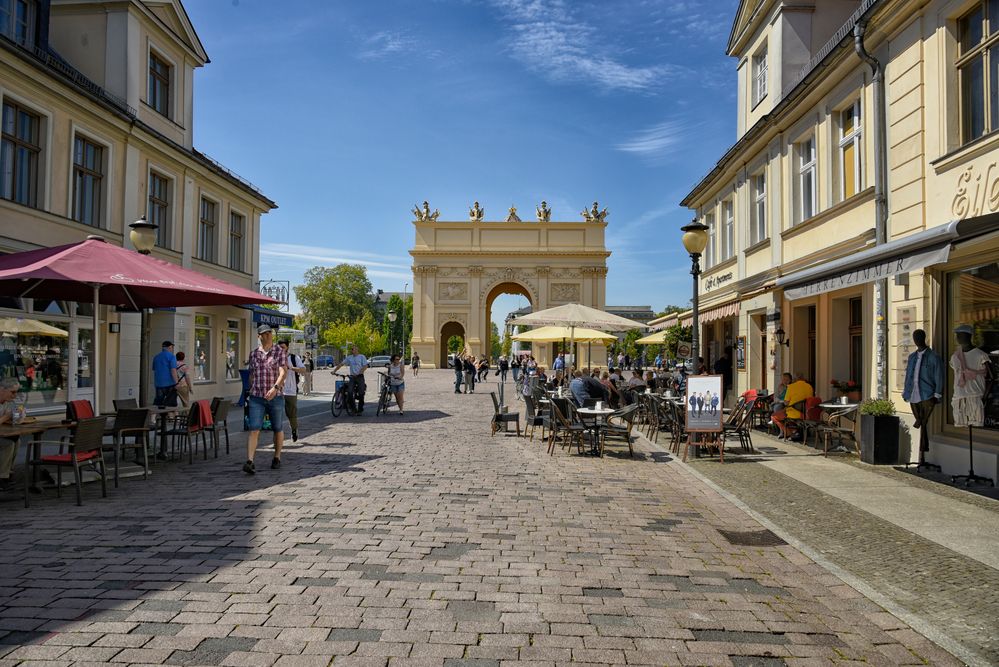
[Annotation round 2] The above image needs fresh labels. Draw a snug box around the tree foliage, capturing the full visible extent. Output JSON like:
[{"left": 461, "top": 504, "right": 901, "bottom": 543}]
[
  {"left": 293, "top": 265, "right": 374, "bottom": 336},
  {"left": 447, "top": 335, "right": 464, "bottom": 354},
  {"left": 501, "top": 330, "right": 512, "bottom": 357},
  {"left": 655, "top": 304, "right": 687, "bottom": 318},
  {"left": 323, "top": 312, "right": 385, "bottom": 357},
  {"left": 380, "top": 294, "right": 413, "bottom": 356}
]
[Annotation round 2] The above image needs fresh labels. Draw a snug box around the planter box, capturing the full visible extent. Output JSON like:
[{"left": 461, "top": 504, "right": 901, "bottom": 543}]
[{"left": 860, "top": 414, "right": 899, "bottom": 464}]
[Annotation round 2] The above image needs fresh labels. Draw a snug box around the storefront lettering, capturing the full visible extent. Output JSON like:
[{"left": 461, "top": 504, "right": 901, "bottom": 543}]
[
  {"left": 952, "top": 162, "right": 999, "bottom": 219},
  {"left": 704, "top": 271, "right": 734, "bottom": 292}
]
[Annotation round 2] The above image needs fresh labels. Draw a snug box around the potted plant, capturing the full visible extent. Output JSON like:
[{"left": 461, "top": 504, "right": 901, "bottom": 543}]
[
  {"left": 830, "top": 379, "right": 862, "bottom": 402},
  {"left": 859, "top": 398, "right": 899, "bottom": 464}
]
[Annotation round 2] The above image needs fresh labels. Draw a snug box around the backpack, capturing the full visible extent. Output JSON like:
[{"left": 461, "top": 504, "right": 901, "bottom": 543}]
[{"left": 289, "top": 354, "right": 301, "bottom": 386}]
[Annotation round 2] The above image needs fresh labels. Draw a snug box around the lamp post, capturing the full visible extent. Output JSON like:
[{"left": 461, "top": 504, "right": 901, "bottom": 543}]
[
  {"left": 387, "top": 310, "right": 398, "bottom": 355},
  {"left": 402, "top": 282, "right": 408, "bottom": 362},
  {"left": 680, "top": 219, "right": 709, "bottom": 373},
  {"left": 129, "top": 216, "right": 158, "bottom": 407}
]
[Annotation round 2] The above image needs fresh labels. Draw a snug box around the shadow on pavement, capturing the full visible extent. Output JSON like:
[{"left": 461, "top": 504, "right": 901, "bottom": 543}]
[{"left": 0, "top": 450, "right": 382, "bottom": 651}]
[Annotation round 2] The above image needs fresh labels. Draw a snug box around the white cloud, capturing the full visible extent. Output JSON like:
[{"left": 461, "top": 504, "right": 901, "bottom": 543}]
[
  {"left": 489, "top": 0, "right": 685, "bottom": 92},
  {"left": 358, "top": 30, "right": 417, "bottom": 60},
  {"left": 260, "top": 243, "right": 413, "bottom": 282},
  {"left": 615, "top": 119, "right": 695, "bottom": 163}
]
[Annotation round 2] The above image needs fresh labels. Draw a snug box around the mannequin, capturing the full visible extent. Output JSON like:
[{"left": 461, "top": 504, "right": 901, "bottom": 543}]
[
  {"left": 949, "top": 324, "right": 994, "bottom": 486},
  {"left": 902, "top": 329, "right": 943, "bottom": 472}
]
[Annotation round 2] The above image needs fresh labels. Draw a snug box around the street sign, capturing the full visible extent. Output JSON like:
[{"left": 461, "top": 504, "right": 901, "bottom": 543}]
[{"left": 304, "top": 325, "right": 318, "bottom": 341}]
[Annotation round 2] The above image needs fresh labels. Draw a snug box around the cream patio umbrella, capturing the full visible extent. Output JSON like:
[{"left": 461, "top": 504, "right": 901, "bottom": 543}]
[
  {"left": 0, "top": 317, "right": 70, "bottom": 337},
  {"left": 635, "top": 330, "right": 667, "bottom": 345},
  {"left": 511, "top": 303, "right": 641, "bottom": 370},
  {"left": 513, "top": 325, "right": 617, "bottom": 368}
]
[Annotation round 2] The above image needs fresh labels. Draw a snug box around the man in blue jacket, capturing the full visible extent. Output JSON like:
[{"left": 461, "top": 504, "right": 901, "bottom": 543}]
[{"left": 902, "top": 329, "right": 944, "bottom": 469}]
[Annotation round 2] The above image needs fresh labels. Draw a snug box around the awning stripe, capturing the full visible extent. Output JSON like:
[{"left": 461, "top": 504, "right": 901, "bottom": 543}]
[{"left": 680, "top": 302, "right": 739, "bottom": 327}]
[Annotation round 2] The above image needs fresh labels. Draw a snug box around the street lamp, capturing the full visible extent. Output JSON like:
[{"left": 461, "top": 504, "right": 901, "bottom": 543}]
[
  {"left": 387, "top": 310, "right": 397, "bottom": 354},
  {"left": 680, "top": 218, "right": 709, "bottom": 372},
  {"left": 129, "top": 216, "right": 159, "bottom": 407},
  {"left": 402, "top": 282, "right": 408, "bottom": 362},
  {"left": 774, "top": 327, "right": 791, "bottom": 347}
]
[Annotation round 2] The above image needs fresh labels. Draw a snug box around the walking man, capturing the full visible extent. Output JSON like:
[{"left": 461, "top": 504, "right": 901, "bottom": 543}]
[
  {"left": 903, "top": 329, "right": 944, "bottom": 464},
  {"left": 279, "top": 339, "right": 306, "bottom": 442},
  {"left": 244, "top": 324, "right": 288, "bottom": 474},
  {"left": 499, "top": 355, "right": 509, "bottom": 383},
  {"left": 152, "top": 340, "right": 179, "bottom": 460},
  {"left": 333, "top": 345, "right": 369, "bottom": 413},
  {"left": 453, "top": 354, "right": 463, "bottom": 393},
  {"left": 302, "top": 352, "right": 315, "bottom": 396}
]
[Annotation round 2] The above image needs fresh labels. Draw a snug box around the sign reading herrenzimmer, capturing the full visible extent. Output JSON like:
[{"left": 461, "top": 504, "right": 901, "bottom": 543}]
[{"left": 783, "top": 245, "right": 950, "bottom": 301}]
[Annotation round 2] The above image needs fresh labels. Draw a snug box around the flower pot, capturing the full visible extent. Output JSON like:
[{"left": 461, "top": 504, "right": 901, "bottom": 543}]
[
  {"left": 860, "top": 414, "right": 899, "bottom": 464},
  {"left": 847, "top": 390, "right": 861, "bottom": 402}
]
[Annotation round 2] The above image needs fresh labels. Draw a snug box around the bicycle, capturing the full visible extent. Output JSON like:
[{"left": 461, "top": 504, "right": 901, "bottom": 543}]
[
  {"left": 375, "top": 372, "right": 393, "bottom": 417},
  {"left": 330, "top": 372, "right": 361, "bottom": 417}
]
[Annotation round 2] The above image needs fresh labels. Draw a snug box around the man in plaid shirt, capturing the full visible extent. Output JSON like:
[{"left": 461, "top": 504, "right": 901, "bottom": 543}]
[{"left": 244, "top": 324, "right": 288, "bottom": 475}]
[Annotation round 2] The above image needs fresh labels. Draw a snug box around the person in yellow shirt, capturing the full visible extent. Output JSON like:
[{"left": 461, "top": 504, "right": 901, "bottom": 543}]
[{"left": 772, "top": 374, "right": 814, "bottom": 439}]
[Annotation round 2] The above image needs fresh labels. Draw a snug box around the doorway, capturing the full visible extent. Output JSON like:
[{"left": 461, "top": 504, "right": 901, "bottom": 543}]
[{"left": 439, "top": 321, "right": 465, "bottom": 369}]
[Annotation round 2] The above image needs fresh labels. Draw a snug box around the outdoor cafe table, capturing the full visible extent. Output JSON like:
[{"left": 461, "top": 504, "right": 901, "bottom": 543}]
[
  {"left": 138, "top": 405, "right": 182, "bottom": 460},
  {"left": 0, "top": 416, "right": 74, "bottom": 497},
  {"left": 576, "top": 406, "right": 616, "bottom": 456}
]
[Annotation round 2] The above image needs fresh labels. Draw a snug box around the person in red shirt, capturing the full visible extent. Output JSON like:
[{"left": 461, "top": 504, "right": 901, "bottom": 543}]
[{"left": 244, "top": 324, "right": 288, "bottom": 475}]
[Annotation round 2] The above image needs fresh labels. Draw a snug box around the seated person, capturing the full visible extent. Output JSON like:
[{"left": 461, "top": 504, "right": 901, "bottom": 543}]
[
  {"left": 600, "top": 371, "right": 622, "bottom": 408},
  {"left": 770, "top": 372, "right": 792, "bottom": 418},
  {"left": 569, "top": 370, "right": 608, "bottom": 406},
  {"left": 644, "top": 370, "right": 656, "bottom": 390},
  {"left": 772, "top": 374, "right": 814, "bottom": 439},
  {"left": 626, "top": 370, "right": 646, "bottom": 389},
  {"left": 581, "top": 368, "right": 608, "bottom": 403},
  {"left": 609, "top": 368, "right": 622, "bottom": 383}
]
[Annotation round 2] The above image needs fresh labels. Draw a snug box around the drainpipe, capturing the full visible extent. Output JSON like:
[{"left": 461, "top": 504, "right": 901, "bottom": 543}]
[{"left": 855, "top": 19, "right": 889, "bottom": 401}]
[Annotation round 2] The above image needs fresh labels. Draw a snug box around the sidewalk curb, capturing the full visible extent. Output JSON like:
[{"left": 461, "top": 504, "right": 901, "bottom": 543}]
[{"left": 635, "top": 430, "right": 985, "bottom": 667}]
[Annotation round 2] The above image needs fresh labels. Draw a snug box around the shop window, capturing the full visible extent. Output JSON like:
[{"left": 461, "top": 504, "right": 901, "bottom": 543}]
[
  {"left": 76, "top": 327, "right": 93, "bottom": 389},
  {"left": 956, "top": 1, "right": 999, "bottom": 144},
  {"left": 71, "top": 134, "right": 104, "bottom": 227},
  {"left": 849, "top": 297, "right": 863, "bottom": 389},
  {"left": 946, "top": 261, "right": 999, "bottom": 427},
  {"left": 194, "top": 314, "right": 212, "bottom": 381},
  {"left": 225, "top": 319, "right": 240, "bottom": 380},
  {"left": 0, "top": 318, "right": 69, "bottom": 411},
  {"left": 1, "top": 99, "right": 41, "bottom": 208}
]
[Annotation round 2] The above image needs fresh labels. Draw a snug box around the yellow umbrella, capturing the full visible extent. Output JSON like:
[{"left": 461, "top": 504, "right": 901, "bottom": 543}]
[
  {"left": 0, "top": 317, "right": 69, "bottom": 337},
  {"left": 636, "top": 330, "right": 667, "bottom": 345},
  {"left": 512, "top": 325, "right": 616, "bottom": 343}
]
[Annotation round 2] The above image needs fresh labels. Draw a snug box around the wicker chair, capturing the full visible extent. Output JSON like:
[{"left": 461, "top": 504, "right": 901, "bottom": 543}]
[
  {"left": 104, "top": 408, "right": 152, "bottom": 487},
  {"left": 25, "top": 416, "right": 109, "bottom": 507},
  {"left": 489, "top": 392, "right": 521, "bottom": 437}
]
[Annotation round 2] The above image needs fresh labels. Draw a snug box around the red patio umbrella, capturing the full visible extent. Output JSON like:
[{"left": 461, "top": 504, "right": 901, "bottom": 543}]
[{"left": 0, "top": 237, "right": 279, "bottom": 409}]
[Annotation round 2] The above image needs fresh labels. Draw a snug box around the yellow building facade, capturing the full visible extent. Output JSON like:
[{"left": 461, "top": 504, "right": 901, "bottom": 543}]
[
  {"left": 0, "top": 0, "right": 276, "bottom": 413},
  {"left": 682, "top": 0, "right": 999, "bottom": 478}
]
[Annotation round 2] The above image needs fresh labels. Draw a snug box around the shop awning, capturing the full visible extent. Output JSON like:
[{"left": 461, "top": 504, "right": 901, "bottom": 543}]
[
  {"left": 777, "top": 212, "right": 999, "bottom": 301},
  {"left": 241, "top": 304, "right": 294, "bottom": 327},
  {"left": 680, "top": 301, "right": 739, "bottom": 327}
]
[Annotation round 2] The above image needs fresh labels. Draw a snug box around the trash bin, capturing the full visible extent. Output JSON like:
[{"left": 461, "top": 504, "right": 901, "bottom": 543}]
[{"left": 860, "top": 414, "right": 899, "bottom": 464}]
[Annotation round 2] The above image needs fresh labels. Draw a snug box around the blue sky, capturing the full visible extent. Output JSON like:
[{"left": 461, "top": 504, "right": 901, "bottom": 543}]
[{"left": 186, "top": 0, "right": 740, "bottom": 327}]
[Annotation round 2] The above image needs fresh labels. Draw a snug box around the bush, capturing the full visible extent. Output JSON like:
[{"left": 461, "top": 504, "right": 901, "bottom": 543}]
[{"left": 859, "top": 398, "right": 896, "bottom": 416}]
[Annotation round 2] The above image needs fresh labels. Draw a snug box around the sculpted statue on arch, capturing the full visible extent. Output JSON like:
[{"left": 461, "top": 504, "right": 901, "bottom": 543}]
[
  {"left": 581, "top": 201, "right": 608, "bottom": 223},
  {"left": 413, "top": 200, "right": 440, "bottom": 222},
  {"left": 536, "top": 201, "right": 551, "bottom": 222},
  {"left": 469, "top": 201, "right": 484, "bottom": 221}
]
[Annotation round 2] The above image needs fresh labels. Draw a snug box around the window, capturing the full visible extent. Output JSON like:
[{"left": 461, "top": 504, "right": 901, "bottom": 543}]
[
  {"left": 946, "top": 261, "right": 999, "bottom": 427},
  {"left": 194, "top": 315, "right": 212, "bottom": 381},
  {"left": 797, "top": 135, "right": 817, "bottom": 222},
  {"left": 225, "top": 319, "right": 240, "bottom": 380},
  {"left": 752, "top": 46, "right": 768, "bottom": 107},
  {"left": 957, "top": 1, "right": 999, "bottom": 143},
  {"left": 0, "top": 0, "right": 37, "bottom": 47},
  {"left": 722, "top": 200, "right": 734, "bottom": 261},
  {"left": 0, "top": 100, "right": 40, "bottom": 207},
  {"left": 750, "top": 173, "right": 767, "bottom": 244},
  {"left": 148, "top": 171, "right": 171, "bottom": 248},
  {"left": 704, "top": 212, "right": 716, "bottom": 269},
  {"left": 228, "top": 211, "right": 245, "bottom": 272},
  {"left": 71, "top": 135, "right": 103, "bottom": 227},
  {"left": 848, "top": 297, "right": 863, "bottom": 389},
  {"left": 198, "top": 197, "right": 217, "bottom": 262},
  {"left": 839, "top": 102, "right": 862, "bottom": 200},
  {"left": 148, "top": 52, "right": 171, "bottom": 117}
]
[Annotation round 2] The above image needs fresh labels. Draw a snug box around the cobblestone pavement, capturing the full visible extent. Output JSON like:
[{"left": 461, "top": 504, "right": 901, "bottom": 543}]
[
  {"left": 0, "top": 370, "right": 962, "bottom": 666},
  {"left": 674, "top": 432, "right": 999, "bottom": 666}
]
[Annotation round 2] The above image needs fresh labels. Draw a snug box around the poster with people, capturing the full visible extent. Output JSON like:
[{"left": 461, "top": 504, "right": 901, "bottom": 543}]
[{"left": 685, "top": 374, "right": 724, "bottom": 432}]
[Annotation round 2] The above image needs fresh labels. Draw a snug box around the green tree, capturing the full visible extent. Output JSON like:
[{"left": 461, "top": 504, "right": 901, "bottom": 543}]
[
  {"left": 293, "top": 265, "right": 374, "bottom": 336},
  {"left": 381, "top": 293, "right": 405, "bottom": 354},
  {"left": 622, "top": 329, "right": 642, "bottom": 360},
  {"left": 323, "top": 312, "right": 385, "bottom": 357},
  {"left": 656, "top": 304, "right": 686, "bottom": 317},
  {"left": 501, "top": 330, "right": 512, "bottom": 357},
  {"left": 447, "top": 335, "right": 464, "bottom": 354},
  {"left": 489, "top": 322, "right": 502, "bottom": 360}
]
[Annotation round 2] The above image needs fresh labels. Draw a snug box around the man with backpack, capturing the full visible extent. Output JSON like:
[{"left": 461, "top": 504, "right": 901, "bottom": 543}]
[{"left": 278, "top": 340, "right": 306, "bottom": 442}]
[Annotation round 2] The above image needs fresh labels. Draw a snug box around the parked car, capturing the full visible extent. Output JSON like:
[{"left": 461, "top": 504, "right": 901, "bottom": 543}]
[
  {"left": 368, "top": 355, "right": 391, "bottom": 368},
  {"left": 315, "top": 355, "right": 334, "bottom": 368}
]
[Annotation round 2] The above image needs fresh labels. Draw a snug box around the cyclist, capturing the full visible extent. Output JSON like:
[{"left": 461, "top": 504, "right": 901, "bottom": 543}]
[
  {"left": 387, "top": 354, "right": 406, "bottom": 416},
  {"left": 332, "top": 344, "right": 369, "bottom": 413}
]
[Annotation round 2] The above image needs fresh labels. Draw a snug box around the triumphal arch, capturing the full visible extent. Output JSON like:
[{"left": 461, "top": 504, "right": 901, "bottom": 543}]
[{"left": 409, "top": 201, "right": 611, "bottom": 368}]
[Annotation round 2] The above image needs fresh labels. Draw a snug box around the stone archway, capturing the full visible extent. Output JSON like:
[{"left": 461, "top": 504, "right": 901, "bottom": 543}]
[
  {"left": 484, "top": 281, "right": 532, "bottom": 361},
  {"left": 409, "top": 203, "right": 610, "bottom": 368},
  {"left": 439, "top": 320, "right": 465, "bottom": 369}
]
